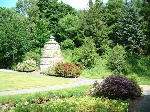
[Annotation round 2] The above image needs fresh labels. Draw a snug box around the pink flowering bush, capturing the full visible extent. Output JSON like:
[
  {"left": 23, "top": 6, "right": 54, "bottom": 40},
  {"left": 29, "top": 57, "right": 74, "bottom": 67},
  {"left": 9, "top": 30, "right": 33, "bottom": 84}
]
[
  {"left": 88, "top": 75, "right": 142, "bottom": 100},
  {"left": 55, "top": 62, "right": 82, "bottom": 78}
]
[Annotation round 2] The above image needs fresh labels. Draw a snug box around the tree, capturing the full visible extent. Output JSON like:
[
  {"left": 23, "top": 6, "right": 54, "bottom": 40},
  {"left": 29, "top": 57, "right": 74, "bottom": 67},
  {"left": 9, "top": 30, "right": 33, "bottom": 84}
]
[
  {"left": 16, "top": 0, "right": 39, "bottom": 18},
  {"left": 0, "top": 8, "right": 32, "bottom": 67},
  {"left": 0, "top": 8, "right": 50, "bottom": 68},
  {"left": 56, "top": 14, "right": 79, "bottom": 43},
  {"left": 88, "top": 0, "right": 93, "bottom": 8},
  {"left": 16, "top": 0, "right": 50, "bottom": 48},
  {"left": 113, "top": 3, "right": 145, "bottom": 55},
  {"left": 37, "top": 0, "right": 76, "bottom": 35},
  {"left": 105, "top": 0, "right": 125, "bottom": 26},
  {"left": 77, "top": 1, "right": 107, "bottom": 53},
  {"left": 28, "top": 18, "right": 50, "bottom": 48},
  {"left": 133, "top": 0, "right": 150, "bottom": 55},
  {"left": 103, "top": 0, "right": 125, "bottom": 44}
]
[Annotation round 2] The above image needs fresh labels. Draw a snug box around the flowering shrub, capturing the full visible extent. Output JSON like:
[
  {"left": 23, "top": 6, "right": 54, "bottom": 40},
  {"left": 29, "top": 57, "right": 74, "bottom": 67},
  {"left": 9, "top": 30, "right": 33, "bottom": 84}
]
[
  {"left": 88, "top": 75, "right": 142, "bottom": 100},
  {"left": 55, "top": 62, "right": 82, "bottom": 78},
  {"left": 16, "top": 59, "right": 36, "bottom": 72}
]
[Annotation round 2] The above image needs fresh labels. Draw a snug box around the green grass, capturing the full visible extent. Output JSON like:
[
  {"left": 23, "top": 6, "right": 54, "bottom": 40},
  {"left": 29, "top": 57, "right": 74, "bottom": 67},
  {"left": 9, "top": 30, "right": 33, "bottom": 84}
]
[
  {"left": 0, "top": 72, "right": 73, "bottom": 92},
  {"left": 62, "top": 50, "right": 112, "bottom": 79},
  {"left": 125, "top": 56, "right": 150, "bottom": 85},
  {"left": 0, "top": 85, "right": 129, "bottom": 112},
  {"left": 81, "top": 57, "right": 113, "bottom": 79},
  {"left": 0, "top": 85, "right": 90, "bottom": 102}
]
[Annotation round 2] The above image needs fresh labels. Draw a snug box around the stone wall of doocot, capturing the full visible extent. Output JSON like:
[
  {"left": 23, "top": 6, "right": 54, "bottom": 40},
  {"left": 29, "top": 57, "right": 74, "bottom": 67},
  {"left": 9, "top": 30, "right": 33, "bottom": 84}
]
[{"left": 40, "top": 38, "right": 63, "bottom": 72}]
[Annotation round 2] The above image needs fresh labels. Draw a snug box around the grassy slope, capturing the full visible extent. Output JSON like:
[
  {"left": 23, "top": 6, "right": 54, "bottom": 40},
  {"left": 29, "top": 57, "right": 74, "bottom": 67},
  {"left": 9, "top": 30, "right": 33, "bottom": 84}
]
[
  {"left": 0, "top": 72, "right": 73, "bottom": 91},
  {"left": 62, "top": 50, "right": 150, "bottom": 85},
  {"left": 125, "top": 56, "right": 150, "bottom": 85}
]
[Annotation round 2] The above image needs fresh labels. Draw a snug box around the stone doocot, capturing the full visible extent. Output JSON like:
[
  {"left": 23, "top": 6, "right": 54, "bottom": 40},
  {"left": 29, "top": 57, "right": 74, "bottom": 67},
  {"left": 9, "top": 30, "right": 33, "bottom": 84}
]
[{"left": 40, "top": 37, "right": 63, "bottom": 72}]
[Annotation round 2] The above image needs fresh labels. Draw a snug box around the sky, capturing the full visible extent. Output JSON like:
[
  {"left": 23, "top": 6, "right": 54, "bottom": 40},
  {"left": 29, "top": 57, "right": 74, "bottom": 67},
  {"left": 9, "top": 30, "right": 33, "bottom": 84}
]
[
  {"left": 0, "top": 0, "right": 18, "bottom": 8},
  {"left": 0, "top": 0, "right": 108, "bottom": 9}
]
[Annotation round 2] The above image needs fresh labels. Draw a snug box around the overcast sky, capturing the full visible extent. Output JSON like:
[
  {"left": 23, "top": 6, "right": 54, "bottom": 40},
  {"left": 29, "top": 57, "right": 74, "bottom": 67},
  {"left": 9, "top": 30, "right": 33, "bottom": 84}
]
[{"left": 0, "top": 0, "right": 108, "bottom": 9}]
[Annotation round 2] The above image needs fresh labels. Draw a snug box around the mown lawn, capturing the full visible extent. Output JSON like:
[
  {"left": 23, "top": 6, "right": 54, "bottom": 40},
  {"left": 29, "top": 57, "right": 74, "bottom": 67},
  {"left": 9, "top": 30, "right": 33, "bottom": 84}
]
[{"left": 0, "top": 72, "right": 73, "bottom": 92}]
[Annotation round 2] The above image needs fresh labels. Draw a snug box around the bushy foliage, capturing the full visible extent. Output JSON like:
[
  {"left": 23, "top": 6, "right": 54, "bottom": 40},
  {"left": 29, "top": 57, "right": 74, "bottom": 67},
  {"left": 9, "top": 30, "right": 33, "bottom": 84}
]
[
  {"left": 16, "top": 59, "right": 37, "bottom": 72},
  {"left": 72, "top": 38, "right": 98, "bottom": 68},
  {"left": 113, "top": 3, "right": 145, "bottom": 55},
  {"left": 23, "top": 51, "right": 41, "bottom": 66},
  {"left": 15, "top": 97, "right": 128, "bottom": 112},
  {"left": 60, "top": 39, "right": 75, "bottom": 50},
  {"left": 0, "top": 8, "right": 32, "bottom": 68},
  {"left": 37, "top": 0, "right": 76, "bottom": 34},
  {"left": 56, "top": 14, "right": 79, "bottom": 43},
  {"left": 77, "top": 2, "right": 107, "bottom": 51},
  {"left": 88, "top": 75, "right": 142, "bottom": 100},
  {"left": 0, "top": 8, "right": 49, "bottom": 68},
  {"left": 55, "top": 62, "right": 82, "bottom": 78},
  {"left": 105, "top": 44, "right": 126, "bottom": 73}
]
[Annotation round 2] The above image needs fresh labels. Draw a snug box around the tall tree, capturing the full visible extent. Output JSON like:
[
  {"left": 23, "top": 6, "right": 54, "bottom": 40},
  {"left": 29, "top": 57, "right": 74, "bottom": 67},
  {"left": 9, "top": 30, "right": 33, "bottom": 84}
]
[
  {"left": 140, "top": 0, "right": 150, "bottom": 54},
  {"left": 16, "top": 0, "right": 39, "bottom": 18},
  {"left": 37, "top": 0, "right": 76, "bottom": 35},
  {"left": 56, "top": 14, "right": 79, "bottom": 43},
  {"left": 0, "top": 8, "right": 32, "bottom": 67},
  {"left": 77, "top": 1, "right": 107, "bottom": 53},
  {"left": 89, "top": 0, "right": 93, "bottom": 8},
  {"left": 105, "top": 0, "right": 125, "bottom": 26},
  {"left": 113, "top": 3, "right": 145, "bottom": 55}
]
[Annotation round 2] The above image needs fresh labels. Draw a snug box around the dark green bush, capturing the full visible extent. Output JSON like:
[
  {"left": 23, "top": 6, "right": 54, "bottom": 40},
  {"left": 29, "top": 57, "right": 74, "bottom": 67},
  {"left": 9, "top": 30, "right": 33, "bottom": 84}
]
[
  {"left": 72, "top": 38, "right": 98, "bottom": 68},
  {"left": 55, "top": 62, "right": 82, "bottom": 78},
  {"left": 16, "top": 59, "right": 37, "bottom": 72},
  {"left": 105, "top": 44, "right": 126, "bottom": 73},
  {"left": 88, "top": 75, "right": 142, "bottom": 100},
  {"left": 61, "top": 39, "right": 75, "bottom": 50}
]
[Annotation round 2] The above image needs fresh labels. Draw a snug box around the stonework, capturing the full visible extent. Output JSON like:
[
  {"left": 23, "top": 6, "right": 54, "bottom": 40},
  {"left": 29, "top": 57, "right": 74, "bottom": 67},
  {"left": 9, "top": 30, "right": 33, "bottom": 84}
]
[{"left": 40, "top": 37, "right": 63, "bottom": 72}]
